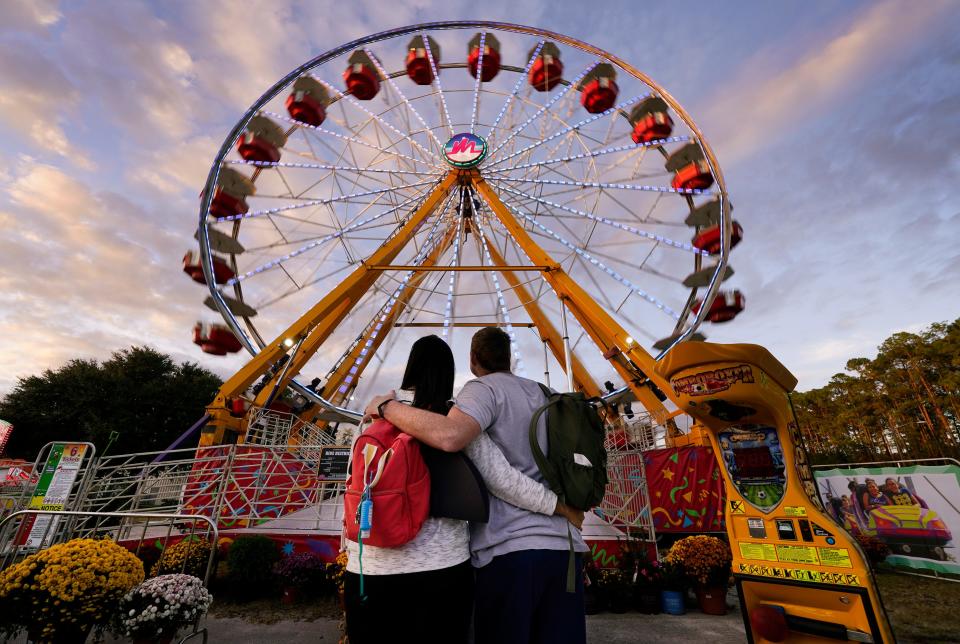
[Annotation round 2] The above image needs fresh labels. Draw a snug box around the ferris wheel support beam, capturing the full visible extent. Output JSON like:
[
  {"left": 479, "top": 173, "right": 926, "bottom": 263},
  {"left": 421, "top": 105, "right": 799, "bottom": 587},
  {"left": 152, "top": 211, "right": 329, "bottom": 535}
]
[
  {"left": 202, "top": 172, "right": 457, "bottom": 444},
  {"left": 316, "top": 225, "right": 459, "bottom": 411},
  {"left": 471, "top": 173, "right": 679, "bottom": 424},
  {"left": 483, "top": 237, "right": 600, "bottom": 397}
]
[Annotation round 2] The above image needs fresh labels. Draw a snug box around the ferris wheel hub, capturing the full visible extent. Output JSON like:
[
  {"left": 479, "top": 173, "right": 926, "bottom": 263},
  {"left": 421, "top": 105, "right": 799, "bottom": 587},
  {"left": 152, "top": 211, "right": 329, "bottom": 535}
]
[{"left": 443, "top": 132, "right": 487, "bottom": 168}]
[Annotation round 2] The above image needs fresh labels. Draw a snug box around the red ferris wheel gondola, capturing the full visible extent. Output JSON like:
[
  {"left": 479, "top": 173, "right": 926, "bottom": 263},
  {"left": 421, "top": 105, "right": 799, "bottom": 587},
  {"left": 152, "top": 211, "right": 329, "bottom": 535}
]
[{"left": 692, "top": 290, "right": 745, "bottom": 323}]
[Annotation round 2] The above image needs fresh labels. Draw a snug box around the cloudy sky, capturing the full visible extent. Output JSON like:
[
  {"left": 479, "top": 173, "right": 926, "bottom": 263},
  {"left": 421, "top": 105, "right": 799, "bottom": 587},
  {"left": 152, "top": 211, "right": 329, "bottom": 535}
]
[{"left": 0, "top": 0, "right": 957, "bottom": 398}]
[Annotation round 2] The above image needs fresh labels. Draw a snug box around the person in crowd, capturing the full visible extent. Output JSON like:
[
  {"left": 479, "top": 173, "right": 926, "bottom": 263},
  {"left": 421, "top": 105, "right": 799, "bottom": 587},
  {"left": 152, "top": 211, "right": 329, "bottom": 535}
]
[
  {"left": 883, "top": 477, "right": 919, "bottom": 505},
  {"left": 861, "top": 478, "right": 889, "bottom": 511},
  {"left": 366, "top": 327, "right": 589, "bottom": 644},
  {"left": 345, "top": 334, "right": 582, "bottom": 644}
]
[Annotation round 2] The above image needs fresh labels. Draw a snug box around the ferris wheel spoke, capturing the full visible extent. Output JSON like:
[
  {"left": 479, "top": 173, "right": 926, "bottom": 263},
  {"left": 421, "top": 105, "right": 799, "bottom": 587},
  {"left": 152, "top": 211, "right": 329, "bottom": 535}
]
[
  {"left": 495, "top": 186, "right": 707, "bottom": 255},
  {"left": 315, "top": 77, "right": 438, "bottom": 162},
  {"left": 585, "top": 246, "right": 682, "bottom": 285},
  {"left": 486, "top": 41, "right": 544, "bottom": 143},
  {"left": 264, "top": 109, "right": 442, "bottom": 172},
  {"left": 468, "top": 32, "right": 487, "bottom": 134},
  {"left": 488, "top": 93, "right": 648, "bottom": 168},
  {"left": 473, "top": 209, "right": 526, "bottom": 374},
  {"left": 442, "top": 202, "right": 465, "bottom": 336},
  {"left": 225, "top": 159, "right": 440, "bottom": 178},
  {"left": 225, "top": 187, "right": 438, "bottom": 285},
  {"left": 485, "top": 137, "right": 689, "bottom": 174},
  {"left": 491, "top": 176, "right": 711, "bottom": 197},
  {"left": 420, "top": 30, "right": 454, "bottom": 138},
  {"left": 252, "top": 258, "right": 356, "bottom": 310},
  {"left": 214, "top": 180, "right": 437, "bottom": 223},
  {"left": 489, "top": 61, "right": 600, "bottom": 158},
  {"left": 572, "top": 253, "right": 622, "bottom": 312},
  {"left": 242, "top": 219, "right": 400, "bottom": 254},
  {"left": 363, "top": 50, "right": 445, "bottom": 154},
  {"left": 496, "top": 199, "right": 680, "bottom": 320}
]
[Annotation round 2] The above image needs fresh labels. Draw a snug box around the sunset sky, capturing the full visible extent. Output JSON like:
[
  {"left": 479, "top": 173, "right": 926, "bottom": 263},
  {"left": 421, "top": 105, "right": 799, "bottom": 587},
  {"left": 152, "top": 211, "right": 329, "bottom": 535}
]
[{"left": 0, "top": 0, "right": 957, "bottom": 397}]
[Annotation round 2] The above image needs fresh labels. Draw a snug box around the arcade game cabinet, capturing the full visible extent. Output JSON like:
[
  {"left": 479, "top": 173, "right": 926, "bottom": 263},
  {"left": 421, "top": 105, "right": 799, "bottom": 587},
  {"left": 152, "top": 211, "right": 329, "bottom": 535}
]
[{"left": 657, "top": 343, "right": 895, "bottom": 644}]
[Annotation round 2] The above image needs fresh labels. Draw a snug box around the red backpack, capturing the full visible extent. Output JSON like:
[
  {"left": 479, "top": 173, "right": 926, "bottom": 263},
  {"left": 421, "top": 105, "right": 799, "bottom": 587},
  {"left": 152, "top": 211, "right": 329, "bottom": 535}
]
[{"left": 344, "top": 419, "right": 431, "bottom": 547}]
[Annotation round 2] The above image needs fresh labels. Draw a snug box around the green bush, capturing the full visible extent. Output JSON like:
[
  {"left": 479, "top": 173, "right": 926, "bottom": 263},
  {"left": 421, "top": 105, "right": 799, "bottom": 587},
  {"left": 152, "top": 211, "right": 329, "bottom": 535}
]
[{"left": 226, "top": 536, "right": 280, "bottom": 590}]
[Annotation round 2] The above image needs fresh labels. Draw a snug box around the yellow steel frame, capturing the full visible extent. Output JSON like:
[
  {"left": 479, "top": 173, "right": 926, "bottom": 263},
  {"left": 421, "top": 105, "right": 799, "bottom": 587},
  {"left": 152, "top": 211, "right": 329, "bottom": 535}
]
[
  {"left": 470, "top": 173, "right": 680, "bottom": 423},
  {"left": 318, "top": 225, "right": 459, "bottom": 410},
  {"left": 204, "top": 167, "right": 688, "bottom": 444},
  {"left": 202, "top": 172, "right": 457, "bottom": 444},
  {"left": 483, "top": 237, "right": 600, "bottom": 397}
]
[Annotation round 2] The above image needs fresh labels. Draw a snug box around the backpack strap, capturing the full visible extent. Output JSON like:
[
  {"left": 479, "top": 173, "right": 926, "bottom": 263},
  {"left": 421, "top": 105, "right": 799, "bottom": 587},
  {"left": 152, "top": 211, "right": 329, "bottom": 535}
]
[
  {"left": 528, "top": 383, "right": 562, "bottom": 496},
  {"left": 529, "top": 384, "right": 578, "bottom": 594}
]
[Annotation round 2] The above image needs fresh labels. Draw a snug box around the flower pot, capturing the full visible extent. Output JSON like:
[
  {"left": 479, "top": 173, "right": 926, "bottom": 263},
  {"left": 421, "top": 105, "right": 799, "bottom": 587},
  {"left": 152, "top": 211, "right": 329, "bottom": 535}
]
[
  {"left": 584, "top": 586, "right": 607, "bottom": 614},
  {"left": 660, "top": 589, "right": 686, "bottom": 615},
  {"left": 634, "top": 586, "right": 661, "bottom": 614},
  {"left": 608, "top": 590, "right": 631, "bottom": 614},
  {"left": 695, "top": 586, "right": 728, "bottom": 615},
  {"left": 281, "top": 585, "right": 300, "bottom": 605},
  {"left": 28, "top": 622, "right": 93, "bottom": 643}
]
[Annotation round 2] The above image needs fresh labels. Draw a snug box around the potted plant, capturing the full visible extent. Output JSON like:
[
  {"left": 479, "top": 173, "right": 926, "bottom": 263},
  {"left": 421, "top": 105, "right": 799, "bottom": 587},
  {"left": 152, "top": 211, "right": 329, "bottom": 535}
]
[
  {"left": 0, "top": 537, "right": 144, "bottom": 642},
  {"left": 273, "top": 552, "right": 327, "bottom": 605},
  {"left": 582, "top": 558, "right": 607, "bottom": 615},
  {"left": 226, "top": 535, "right": 281, "bottom": 598},
  {"left": 598, "top": 568, "right": 633, "bottom": 613},
  {"left": 328, "top": 551, "right": 348, "bottom": 609},
  {"left": 666, "top": 535, "right": 732, "bottom": 615},
  {"left": 854, "top": 534, "right": 891, "bottom": 568},
  {"left": 634, "top": 556, "right": 662, "bottom": 614},
  {"left": 658, "top": 559, "right": 687, "bottom": 615},
  {"left": 114, "top": 574, "right": 213, "bottom": 644},
  {"left": 151, "top": 537, "right": 213, "bottom": 579}
]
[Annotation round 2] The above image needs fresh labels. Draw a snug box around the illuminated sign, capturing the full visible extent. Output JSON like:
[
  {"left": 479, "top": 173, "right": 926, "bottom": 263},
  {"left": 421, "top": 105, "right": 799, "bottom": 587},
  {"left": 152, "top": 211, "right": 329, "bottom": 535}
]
[{"left": 443, "top": 133, "right": 487, "bottom": 168}]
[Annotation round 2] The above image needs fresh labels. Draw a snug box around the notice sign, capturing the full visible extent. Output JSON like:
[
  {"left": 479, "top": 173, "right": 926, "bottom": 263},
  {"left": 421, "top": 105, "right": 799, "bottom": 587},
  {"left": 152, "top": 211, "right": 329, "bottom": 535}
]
[
  {"left": 775, "top": 544, "right": 820, "bottom": 566},
  {"left": 17, "top": 443, "right": 88, "bottom": 548},
  {"left": 818, "top": 547, "right": 853, "bottom": 568},
  {"left": 318, "top": 446, "right": 351, "bottom": 481},
  {"left": 740, "top": 542, "right": 779, "bottom": 562}
]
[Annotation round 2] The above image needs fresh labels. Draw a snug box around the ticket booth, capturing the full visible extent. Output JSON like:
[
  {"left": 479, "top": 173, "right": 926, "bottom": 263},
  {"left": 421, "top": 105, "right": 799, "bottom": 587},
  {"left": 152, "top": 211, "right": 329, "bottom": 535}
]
[{"left": 656, "top": 343, "right": 895, "bottom": 644}]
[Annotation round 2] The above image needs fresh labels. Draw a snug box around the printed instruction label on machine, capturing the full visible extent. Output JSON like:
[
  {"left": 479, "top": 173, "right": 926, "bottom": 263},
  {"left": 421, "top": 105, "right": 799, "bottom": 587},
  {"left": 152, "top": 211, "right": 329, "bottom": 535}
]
[
  {"left": 818, "top": 547, "right": 853, "bottom": 568},
  {"left": 775, "top": 545, "right": 820, "bottom": 565},
  {"left": 740, "top": 542, "right": 779, "bottom": 562},
  {"left": 783, "top": 506, "right": 807, "bottom": 517}
]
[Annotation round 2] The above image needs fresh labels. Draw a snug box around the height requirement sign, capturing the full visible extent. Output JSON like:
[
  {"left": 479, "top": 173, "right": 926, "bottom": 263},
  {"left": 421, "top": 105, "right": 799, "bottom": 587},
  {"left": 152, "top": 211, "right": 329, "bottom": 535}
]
[{"left": 16, "top": 443, "right": 89, "bottom": 548}]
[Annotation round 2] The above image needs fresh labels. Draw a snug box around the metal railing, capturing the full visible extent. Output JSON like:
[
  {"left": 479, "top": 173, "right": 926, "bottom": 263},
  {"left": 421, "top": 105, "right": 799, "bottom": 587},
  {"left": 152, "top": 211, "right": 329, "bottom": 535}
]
[
  {"left": 243, "top": 406, "right": 343, "bottom": 456},
  {"left": 0, "top": 509, "right": 219, "bottom": 585},
  {"left": 72, "top": 444, "right": 347, "bottom": 536}
]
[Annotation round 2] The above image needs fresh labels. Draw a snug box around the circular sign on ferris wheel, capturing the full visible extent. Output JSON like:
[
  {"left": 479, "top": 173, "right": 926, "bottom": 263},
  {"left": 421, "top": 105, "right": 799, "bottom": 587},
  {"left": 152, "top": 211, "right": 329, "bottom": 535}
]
[{"left": 443, "top": 132, "right": 487, "bottom": 168}]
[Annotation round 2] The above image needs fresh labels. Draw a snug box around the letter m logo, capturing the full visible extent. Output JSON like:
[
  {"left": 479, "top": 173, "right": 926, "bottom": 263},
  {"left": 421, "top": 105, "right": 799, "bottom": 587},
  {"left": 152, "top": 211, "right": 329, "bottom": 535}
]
[{"left": 450, "top": 138, "right": 476, "bottom": 155}]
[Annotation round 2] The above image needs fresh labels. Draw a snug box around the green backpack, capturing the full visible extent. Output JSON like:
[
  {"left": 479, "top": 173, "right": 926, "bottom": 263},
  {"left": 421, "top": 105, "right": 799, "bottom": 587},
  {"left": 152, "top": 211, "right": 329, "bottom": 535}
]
[
  {"left": 528, "top": 384, "right": 609, "bottom": 511},
  {"left": 528, "top": 384, "right": 609, "bottom": 592}
]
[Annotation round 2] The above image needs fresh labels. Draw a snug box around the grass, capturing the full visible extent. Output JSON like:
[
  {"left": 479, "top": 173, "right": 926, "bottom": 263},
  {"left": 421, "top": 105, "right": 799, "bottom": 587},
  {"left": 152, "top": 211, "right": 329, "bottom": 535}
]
[{"left": 876, "top": 570, "right": 960, "bottom": 643}]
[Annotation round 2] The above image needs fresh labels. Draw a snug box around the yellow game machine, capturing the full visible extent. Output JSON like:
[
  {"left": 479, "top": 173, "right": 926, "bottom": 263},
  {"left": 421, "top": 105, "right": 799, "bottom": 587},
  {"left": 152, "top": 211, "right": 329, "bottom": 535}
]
[{"left": 657, "top": 343, "right": 895, "bottom": 644}]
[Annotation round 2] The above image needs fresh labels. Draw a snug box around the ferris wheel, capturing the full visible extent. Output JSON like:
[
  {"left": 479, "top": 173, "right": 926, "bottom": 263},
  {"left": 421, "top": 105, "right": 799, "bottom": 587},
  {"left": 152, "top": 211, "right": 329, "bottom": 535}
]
[{"left": 184, "top": 21, "right": 744, "bottom": 442}]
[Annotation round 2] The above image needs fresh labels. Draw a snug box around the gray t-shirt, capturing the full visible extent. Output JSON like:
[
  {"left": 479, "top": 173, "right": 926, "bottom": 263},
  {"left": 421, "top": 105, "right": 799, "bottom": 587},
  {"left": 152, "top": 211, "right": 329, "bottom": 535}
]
[{"left": 455, "top": 371, "right": 588, "bottom": 568}]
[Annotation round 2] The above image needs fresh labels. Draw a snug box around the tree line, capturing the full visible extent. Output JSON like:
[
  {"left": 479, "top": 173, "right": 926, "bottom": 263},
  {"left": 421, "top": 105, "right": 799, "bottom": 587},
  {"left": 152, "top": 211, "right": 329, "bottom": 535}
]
[
  {"left": 1, "top": 320, "right": 956, "bottom": 465},
  {"left": 792, "top": 319, "right": 960, "bottom": 465},
  {"left": 0, "top": 347, "right": 221, "bottom": 459}
]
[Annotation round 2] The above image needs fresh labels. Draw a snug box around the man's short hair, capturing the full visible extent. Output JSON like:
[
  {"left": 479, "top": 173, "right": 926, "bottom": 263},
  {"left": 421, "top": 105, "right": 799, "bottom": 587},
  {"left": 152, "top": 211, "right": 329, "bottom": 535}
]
[{"left": 471, "top": 327, "right": 512, "bottom": 373}]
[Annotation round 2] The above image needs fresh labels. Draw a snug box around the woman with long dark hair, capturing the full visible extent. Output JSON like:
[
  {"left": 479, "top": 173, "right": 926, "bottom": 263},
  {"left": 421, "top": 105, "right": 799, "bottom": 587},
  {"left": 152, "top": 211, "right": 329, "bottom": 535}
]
[{"left": 343, "top": 335, "right": 579, "bottom": 643}]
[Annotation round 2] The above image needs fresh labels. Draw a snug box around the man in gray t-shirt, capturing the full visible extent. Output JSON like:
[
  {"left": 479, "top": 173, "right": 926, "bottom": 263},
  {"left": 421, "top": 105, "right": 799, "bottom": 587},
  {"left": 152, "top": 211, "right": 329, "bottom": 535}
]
[{"left": 366, "top": 327, "right": 587, "bottom": 644}]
